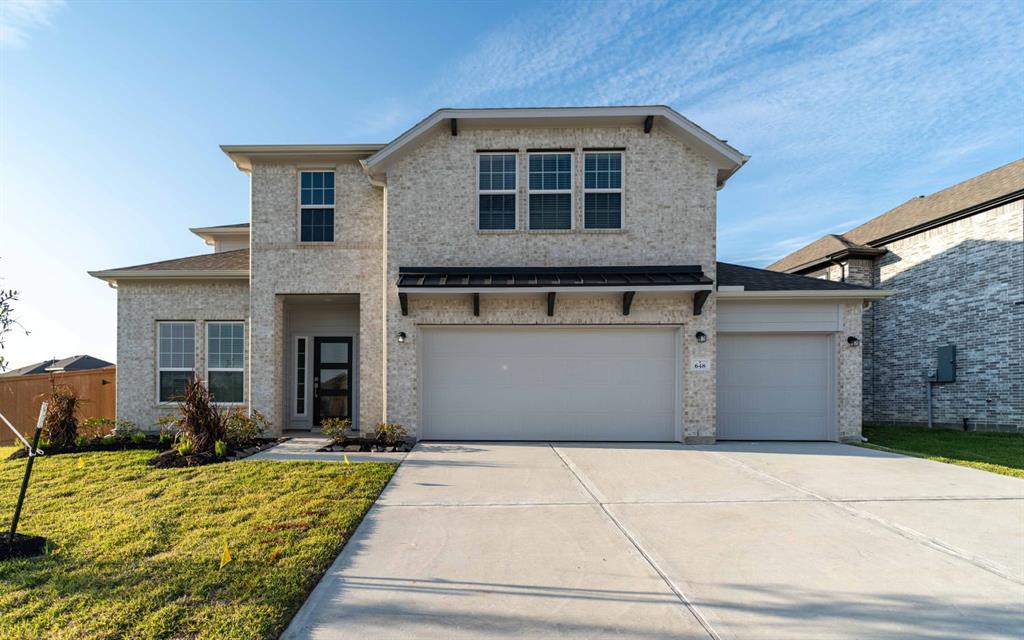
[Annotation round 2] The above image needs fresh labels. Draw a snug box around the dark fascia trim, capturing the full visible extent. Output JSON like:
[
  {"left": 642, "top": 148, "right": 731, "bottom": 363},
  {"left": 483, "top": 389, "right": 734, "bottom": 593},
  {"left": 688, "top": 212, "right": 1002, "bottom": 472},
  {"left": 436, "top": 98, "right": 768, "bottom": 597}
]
[
  {"left": 450, "top": 118, "right": 458, "bottom": 136},
  {"left": 868, "top": 188, "right": 1024, "bottom": 247},
  {"left": 476, "top": 148, "right": 519, "bottom": 153},
  {"left": 400, "top": 265, "right": 704, "bottom": 275},
  {"left": 526, "top": 148, "right": 575, "bottom": 153},
  {"left": 583, "top": 147, "right": 626, "bottom": 152}
]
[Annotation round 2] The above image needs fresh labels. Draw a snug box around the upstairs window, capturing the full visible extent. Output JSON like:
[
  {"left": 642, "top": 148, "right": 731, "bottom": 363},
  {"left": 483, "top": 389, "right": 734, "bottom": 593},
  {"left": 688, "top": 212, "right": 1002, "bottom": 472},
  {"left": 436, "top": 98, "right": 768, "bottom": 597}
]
[
  {"left": 158, "top": 322, "right": 195, "bottom": 402},
  {"left": 584, "top": 152, "right": 623, "bottom": 229},
  {"left": 207, "top": 322, "right": 244, "bottom": 404},
  {"left": 528, "top": 153, "right": 572, "bottom": 230},
  {"left": 300, "top": 171, "right": 335, "bottom": 242},
  {"left": 478, "top": 153, "right": 517, "bottom": 230}
]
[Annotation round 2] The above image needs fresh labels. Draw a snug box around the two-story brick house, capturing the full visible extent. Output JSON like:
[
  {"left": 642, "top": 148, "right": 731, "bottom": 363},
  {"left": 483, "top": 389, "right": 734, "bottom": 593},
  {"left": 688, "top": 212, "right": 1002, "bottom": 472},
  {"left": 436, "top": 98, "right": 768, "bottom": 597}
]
[{"left": 91, "top": 106, "right": 889, "bottom": 443}]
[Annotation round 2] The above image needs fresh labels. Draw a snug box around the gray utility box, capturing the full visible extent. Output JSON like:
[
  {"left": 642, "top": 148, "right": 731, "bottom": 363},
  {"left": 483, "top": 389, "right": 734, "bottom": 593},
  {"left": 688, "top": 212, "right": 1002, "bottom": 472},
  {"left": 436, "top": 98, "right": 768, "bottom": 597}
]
[{"left": 933, "top": 345, "right": 956, "bottom": 383}]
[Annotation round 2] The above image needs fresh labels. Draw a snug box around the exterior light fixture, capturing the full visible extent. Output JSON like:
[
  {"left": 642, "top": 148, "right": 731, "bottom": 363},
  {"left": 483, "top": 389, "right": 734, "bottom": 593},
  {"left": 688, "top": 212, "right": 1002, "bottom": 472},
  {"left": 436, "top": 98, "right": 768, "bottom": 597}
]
[
  {"left": 695, "top": 331, "right": 708, "bottom": 343},
  {"left": 847, "top": 336, "right": 860, "bottom": 347},
  {"left": 396, "top": 332, "right": 407, "bottom": 344}
]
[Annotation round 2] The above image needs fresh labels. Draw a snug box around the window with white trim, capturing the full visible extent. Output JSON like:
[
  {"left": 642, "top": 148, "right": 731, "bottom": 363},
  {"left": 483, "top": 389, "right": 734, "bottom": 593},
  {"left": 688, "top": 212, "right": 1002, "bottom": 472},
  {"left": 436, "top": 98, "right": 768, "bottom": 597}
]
[
  {"left": 584, "top": 152, "right": 623, "bottom": 229},
  {"left": 478, "top": 153, "right": 517, "bottom": 230},
  {"left": 157, "top": 322, "right": 195, "bottom": 402},
  {"left": 207, "top": 322, "right": 244, "bottom": 403},
  {"left": 299, "top": 170, "right": 335, "bottom": 242},
  {"left": 528, "top": 153, "right": 572, "bottom": 230},
  {"left": 295, "top": 337, "right": 307, "bottom": 416}
]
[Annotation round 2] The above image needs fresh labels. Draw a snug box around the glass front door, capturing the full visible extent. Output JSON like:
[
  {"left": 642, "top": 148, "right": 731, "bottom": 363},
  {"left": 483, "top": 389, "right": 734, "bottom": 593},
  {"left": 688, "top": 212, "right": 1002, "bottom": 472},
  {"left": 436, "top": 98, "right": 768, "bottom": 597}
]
[{"left": 313, "top": 337, "right": 352, "bottom": 427}]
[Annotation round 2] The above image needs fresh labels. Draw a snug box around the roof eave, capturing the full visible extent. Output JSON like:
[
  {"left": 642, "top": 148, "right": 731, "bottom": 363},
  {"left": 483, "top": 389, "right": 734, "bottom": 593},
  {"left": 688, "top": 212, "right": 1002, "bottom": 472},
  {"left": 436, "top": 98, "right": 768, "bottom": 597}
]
[
  {"left": 362, "top": 106, "right": 748, "bottom": 181},
  {"left": 220, "top": 144, "right": 387, "bottom": 173},
  {"left": 779, "top": 246, "right": 889, "bottom": 275},
  {"left": 717, "top": 289, "right": 895, "bottom": 300},
  {"left": 88, "top": 269, "right": 250, "bottom": 285}
]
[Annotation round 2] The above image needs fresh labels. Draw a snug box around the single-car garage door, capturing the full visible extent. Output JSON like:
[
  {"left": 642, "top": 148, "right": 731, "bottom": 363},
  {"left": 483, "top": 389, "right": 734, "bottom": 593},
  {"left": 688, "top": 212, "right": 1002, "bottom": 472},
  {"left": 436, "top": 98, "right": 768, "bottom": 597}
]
[
  {"left": 420, "top": 326, "right": 678, "bottom": 441},
  {"left": 717, "top": 334, "right": 835, "bottom": 440}
]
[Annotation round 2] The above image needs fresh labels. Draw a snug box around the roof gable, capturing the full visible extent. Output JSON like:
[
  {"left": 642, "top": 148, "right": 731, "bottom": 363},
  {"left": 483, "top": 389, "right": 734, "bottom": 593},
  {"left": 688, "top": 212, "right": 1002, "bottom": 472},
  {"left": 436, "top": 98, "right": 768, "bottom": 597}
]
[{"left": 361, "top": 106, "right": 749, "bottom": 188}]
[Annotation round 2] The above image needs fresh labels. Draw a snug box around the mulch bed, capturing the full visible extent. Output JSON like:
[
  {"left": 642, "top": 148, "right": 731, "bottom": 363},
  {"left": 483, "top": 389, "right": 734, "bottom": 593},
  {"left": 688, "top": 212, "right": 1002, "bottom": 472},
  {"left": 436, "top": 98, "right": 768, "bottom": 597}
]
[
  {"left": 148, "top": 438, "right": 284, "bottom": 468},
  {"left": 318, "top": 438, "right": 413, "bottom": 453},
  {"left": 6, "top": 438, "right": 167, "bottom": 461},
  {"left": 0, "top": 533, "right": 48, "bottom": 561}
]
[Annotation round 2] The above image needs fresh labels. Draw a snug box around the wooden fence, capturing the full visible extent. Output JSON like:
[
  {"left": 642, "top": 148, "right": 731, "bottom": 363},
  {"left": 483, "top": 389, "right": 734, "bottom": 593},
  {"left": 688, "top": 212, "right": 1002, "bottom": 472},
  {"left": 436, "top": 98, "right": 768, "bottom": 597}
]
[{"left": 0, "top": 368, "right": 116, "bottom": 445}]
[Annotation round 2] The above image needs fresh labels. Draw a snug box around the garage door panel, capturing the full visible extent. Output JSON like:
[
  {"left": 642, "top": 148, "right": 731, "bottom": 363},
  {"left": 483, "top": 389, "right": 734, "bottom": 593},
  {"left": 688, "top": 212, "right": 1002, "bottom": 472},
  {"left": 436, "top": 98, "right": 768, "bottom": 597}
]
[
  {"left": 421, "top": 327, "right": 677, "bottom": 441},
  {"left": 717, "top": 334, "right": 834, "bottom": 441}
]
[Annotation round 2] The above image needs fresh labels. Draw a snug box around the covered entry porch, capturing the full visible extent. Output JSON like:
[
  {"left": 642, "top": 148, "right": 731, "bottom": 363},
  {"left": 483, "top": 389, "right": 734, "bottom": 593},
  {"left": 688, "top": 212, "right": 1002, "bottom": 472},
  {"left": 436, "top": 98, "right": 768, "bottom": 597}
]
[{"left": 281, "top": 294, "right": 361, "bottom": 434}]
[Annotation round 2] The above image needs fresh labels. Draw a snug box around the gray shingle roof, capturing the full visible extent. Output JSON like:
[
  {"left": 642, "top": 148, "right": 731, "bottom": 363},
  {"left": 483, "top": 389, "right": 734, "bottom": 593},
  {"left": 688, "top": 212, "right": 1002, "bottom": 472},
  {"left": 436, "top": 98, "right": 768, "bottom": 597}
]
[
  {"left": 717, "top": 262, "right": 871, "bottom": 291},
  {"left": 99, "top": 248, "right": 250, "bottom": 273},
  {"left": 1, "top": 355, "right": 114, "bottom": 377},
  {"left": 768, "top": 158, "right": 1024, "bottom": 273}
]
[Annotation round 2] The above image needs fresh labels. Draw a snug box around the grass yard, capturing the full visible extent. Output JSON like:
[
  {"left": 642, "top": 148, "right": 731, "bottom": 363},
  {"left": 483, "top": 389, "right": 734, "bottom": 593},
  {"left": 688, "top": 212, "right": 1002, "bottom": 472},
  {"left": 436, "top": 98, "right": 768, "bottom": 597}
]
[
  {"left": 0, "top": 446, "right": 396, "bottom": 639},
  {"left": 861, "top": 425, "right": 1024, "bottom": 479}
]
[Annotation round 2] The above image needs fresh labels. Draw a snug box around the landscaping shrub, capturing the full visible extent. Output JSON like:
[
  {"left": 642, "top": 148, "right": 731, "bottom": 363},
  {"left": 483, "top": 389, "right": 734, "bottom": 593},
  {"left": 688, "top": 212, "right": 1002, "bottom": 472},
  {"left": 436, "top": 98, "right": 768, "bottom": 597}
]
[
  {"left": 320, "top": 418, "right": 351, "bottom": 445},
  {"left": 374, "top": 422, "right": 409, "bottom": 446},
  {"left": 111, "top": 419, "right": 140, "bottom": 442},
  {"left": 222, "top": 408, "right": 270, "bottom": 448},
  {"left": 176, "top": 434, "right": 194, "bottom": 456},
  {"left": 214, "top": 439, "right": 227, "bottom": 459},
  {"left": 80, "top": 417, "right": 115, "bottom": 440},
  {"left": 43, "top": 384, "right": 80, "bottom": 449},
  {"left": 177, "top": 379, "right": 223, "bottom": 454}
]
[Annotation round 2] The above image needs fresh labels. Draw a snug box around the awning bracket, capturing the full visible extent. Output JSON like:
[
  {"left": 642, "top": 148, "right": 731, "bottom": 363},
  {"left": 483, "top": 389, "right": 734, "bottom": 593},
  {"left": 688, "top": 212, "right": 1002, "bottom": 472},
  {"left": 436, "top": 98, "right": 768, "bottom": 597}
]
[
  {"left": 693, "top": 290, "right": 710, "bottom": 316},
  {"left": 623, "top": 291, "right": 636, "bottom": 316}
]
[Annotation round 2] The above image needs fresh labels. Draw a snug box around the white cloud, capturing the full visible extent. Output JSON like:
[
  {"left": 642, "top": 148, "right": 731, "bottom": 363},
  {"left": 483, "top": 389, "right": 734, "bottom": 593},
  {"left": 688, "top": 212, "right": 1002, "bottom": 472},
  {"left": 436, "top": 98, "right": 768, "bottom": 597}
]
[
  {"left": 0, "top": 0, "right": 64, "bottom": 48},
  {"left": 432, "top": 0, "right": 1023, "bottom": 268}
]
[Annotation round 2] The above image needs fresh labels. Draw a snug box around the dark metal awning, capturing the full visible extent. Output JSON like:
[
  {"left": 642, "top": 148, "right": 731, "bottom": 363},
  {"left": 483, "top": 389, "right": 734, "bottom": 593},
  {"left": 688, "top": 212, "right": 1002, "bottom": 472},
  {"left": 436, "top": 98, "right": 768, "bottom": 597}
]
[
  {"left": 396, "top": 266, "right": 714, "bottom": 317},
  {"left": 397, "top": 265, "right": 713, "bottom": 292}
]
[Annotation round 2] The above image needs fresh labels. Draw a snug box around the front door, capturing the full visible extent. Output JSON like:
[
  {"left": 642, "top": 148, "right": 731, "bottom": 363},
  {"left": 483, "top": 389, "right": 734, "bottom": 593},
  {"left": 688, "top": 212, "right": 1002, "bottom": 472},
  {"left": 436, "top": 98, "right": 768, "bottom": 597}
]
[{"left": 313, "top": 337, "right": 352, "bottom": 427}]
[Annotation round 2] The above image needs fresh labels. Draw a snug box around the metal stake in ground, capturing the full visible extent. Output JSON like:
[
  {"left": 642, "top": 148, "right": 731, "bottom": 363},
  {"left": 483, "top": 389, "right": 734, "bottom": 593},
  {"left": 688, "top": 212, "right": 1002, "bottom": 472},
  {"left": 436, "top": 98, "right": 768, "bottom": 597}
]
[{"left": 5, "top": 402, "right": 47, "bottom": 549}]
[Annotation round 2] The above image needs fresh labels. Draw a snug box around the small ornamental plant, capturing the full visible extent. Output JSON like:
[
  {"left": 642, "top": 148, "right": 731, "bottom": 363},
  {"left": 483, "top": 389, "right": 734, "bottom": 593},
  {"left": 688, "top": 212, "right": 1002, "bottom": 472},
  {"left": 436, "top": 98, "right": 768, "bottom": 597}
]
[
  {"left": 374, "top": 422, "right": 409, "bottom": 447},
  {"left": 213, "top": 440, "right": 228, "bottom": 459},
  {"left": 43, "top": 384, "right": 81, "bottom": 449},
  {"left": 320, "top": 418, "right": 351, "bottom": 445},
  {"left": 176, "top": 434, "right": 194, "bottom": 457}
]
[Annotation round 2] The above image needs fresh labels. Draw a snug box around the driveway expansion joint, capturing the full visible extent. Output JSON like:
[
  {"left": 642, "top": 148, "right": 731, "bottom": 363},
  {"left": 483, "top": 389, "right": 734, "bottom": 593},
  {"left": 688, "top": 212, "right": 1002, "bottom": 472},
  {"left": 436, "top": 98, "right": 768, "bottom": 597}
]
[
  {"left": 708, "top": 450, "right": 1024, "bottom": 586},
  {"left": 549, "top": 444, "right": 721, "bottom": 640}
]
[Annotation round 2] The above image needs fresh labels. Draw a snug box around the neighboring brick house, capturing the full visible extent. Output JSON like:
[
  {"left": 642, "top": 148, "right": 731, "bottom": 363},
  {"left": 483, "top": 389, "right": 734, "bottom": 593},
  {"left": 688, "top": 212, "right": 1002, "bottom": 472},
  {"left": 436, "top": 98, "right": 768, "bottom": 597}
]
[
  {"left": 769, "top": 159, "right": 1023, "bottom": 432},
  {"left": 91, "top": 106, "right": 888, "bottom": 443}
]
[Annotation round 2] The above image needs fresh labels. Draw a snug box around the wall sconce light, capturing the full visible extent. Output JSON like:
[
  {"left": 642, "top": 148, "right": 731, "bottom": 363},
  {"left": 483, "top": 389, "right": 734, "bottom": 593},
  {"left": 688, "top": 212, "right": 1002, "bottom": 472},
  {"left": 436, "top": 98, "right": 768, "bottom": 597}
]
[
  {"left": 847, "top": 336, "right": 860, "bottom": 347},
  {"left": 695, "top": 331, "right": 708, "bottom": 344},
  {"left": 396, "top": 331, "right": 407, "bottom": 344}
]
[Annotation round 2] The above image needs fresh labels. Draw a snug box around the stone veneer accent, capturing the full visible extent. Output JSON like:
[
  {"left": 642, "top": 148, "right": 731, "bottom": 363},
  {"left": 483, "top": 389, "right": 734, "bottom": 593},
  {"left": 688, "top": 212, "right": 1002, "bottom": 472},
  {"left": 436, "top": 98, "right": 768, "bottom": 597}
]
[
  {"left": 812, "top": 198, "right": 1023, "bottom": 431},
  {"left": 384, "top": 124, "right": 719, "bottom": 441},
  {"left": 248, "top": 159, "right": 384, "bottom": 435},
  {"left": 115, "top": 280, "right": 249, "bottom": 430},
  {"left": 836, "top": 300, "right": 864, "bottom": 441}
]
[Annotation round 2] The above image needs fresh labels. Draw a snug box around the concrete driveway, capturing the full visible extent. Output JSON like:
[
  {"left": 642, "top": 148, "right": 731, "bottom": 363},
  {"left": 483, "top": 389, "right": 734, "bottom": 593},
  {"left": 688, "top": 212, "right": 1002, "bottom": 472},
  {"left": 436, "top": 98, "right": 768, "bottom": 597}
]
[{"left": 284, "top": 442, "right": 1024, "bottom": 639}]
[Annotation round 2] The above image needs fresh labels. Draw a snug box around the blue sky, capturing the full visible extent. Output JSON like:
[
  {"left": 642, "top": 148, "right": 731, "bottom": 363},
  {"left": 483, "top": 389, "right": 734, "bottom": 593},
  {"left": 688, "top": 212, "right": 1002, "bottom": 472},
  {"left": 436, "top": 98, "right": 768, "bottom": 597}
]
[{"left": 1, "top": 0, "right": 1022, "bottom": 367}]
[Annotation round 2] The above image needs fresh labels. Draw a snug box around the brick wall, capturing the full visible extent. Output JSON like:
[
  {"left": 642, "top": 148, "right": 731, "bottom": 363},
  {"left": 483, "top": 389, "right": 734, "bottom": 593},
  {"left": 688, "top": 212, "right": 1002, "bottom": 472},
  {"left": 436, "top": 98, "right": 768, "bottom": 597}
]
[
  {"left": 866, "top": 199, "right": 1023, "bottom": 431},
  {"left": 384, "top": 124, "right": 720, "bottom": 441}
]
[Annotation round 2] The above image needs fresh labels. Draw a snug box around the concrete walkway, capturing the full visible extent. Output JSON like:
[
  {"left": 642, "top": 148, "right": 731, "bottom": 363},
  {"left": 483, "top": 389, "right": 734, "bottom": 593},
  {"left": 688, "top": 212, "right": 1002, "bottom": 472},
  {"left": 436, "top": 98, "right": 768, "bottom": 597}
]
[{"left": 283, "top": 442, "right": 1024, "bottom": 639}]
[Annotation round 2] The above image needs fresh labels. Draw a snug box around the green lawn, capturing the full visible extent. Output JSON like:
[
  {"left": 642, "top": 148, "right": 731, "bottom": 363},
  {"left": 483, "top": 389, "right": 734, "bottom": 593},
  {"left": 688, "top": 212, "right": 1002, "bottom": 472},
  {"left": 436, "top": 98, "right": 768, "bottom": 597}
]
[
  {"left": 861, "top": 425, "right": 1024, "bottom": 479},
  {"left": 0, "top": 446, "right": 396, "bottom": 639}
]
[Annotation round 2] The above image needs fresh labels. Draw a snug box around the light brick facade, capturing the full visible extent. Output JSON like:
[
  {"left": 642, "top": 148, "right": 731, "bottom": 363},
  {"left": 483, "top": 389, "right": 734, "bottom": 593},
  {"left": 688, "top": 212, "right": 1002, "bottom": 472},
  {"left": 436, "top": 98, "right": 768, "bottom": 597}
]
[
  {"left": 115, "top": 281, "right": 249, "bottom": 429},
  {"left": 105, "top": 107, "right": 873, "bottom": 442},
  {"left": 385, "top": 126, "right": 719, "bottom": 441}
]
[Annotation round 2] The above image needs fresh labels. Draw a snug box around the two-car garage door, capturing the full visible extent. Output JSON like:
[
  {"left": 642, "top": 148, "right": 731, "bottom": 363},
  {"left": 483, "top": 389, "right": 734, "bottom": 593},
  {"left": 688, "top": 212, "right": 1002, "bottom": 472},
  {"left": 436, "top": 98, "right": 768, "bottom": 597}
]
[{"left": 420, "top": 327, "right": 677, "bottom": 441}]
